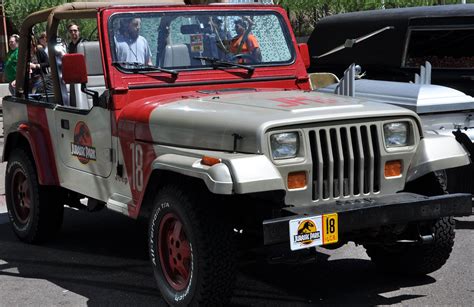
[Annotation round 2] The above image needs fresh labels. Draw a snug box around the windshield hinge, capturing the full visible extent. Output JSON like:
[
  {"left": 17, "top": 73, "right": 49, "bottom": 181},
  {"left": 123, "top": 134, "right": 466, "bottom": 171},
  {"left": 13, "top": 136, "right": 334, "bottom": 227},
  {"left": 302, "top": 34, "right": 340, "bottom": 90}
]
[{"left": 113, "top": 86, "right": 129, "bottom": 94}]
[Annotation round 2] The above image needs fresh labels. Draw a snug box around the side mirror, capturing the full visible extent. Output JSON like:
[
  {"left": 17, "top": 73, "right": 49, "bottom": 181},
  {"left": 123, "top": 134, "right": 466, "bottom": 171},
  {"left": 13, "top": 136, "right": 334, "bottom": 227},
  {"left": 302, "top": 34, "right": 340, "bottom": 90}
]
[
  {"left": 298, "top": 43, "right": 310, "bottom": 70},
  {"left": 62, "top": 53, "right": 88, "bottom": 84}
]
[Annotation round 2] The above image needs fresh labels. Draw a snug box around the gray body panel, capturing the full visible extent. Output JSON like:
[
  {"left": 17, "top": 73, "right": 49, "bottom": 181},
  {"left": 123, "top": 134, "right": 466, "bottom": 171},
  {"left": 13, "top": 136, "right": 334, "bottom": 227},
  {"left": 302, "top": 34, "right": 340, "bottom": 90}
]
[
  {"left": 142, "top": 90, "right": 469, "bottom": 206},
  {"left": 148, "top": 90, "right": 417, "bottom": 153},
  {"left": 406, "top": 134, "right": 471, "bottom": 182}
]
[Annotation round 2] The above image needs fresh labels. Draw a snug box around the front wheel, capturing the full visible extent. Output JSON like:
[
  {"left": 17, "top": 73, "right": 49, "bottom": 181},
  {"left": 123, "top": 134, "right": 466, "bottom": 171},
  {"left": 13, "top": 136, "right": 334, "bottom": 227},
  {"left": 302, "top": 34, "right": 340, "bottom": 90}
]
[
  {"left": 5, "top": 149, "right": 64, "bottom": 243},
  {"left": 149, "top": 185, "right": 235, "bottom": 306},
  {"left": 364, "top": 217, "right": 455, "bottom": 275}
]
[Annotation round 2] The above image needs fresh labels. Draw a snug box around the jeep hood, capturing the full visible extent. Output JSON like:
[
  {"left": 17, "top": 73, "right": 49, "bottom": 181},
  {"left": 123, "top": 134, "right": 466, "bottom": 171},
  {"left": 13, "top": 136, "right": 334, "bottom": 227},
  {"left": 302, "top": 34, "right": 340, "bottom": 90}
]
[{"left": 147, "top": 90, "right": 416, "bottom": 153}]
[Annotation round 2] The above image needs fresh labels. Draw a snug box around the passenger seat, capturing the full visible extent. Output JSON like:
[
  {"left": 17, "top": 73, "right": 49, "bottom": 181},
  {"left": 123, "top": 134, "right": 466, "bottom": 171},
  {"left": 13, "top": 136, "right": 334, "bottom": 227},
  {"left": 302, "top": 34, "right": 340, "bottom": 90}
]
[
  {"left": 73, "top": 41, "right": 105, "bottom": 109},
  {"left": 163, "top": 44, "right": 191, "bottom": 67}
]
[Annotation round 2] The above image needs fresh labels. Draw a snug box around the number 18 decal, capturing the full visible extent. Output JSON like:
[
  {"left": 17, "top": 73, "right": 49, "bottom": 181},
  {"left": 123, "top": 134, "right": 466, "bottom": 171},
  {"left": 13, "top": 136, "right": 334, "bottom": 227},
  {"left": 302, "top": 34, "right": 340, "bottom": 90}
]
[
  {"left": 323, "top": 213, "right": 338, "bottom": 244},
  {"left": 130, "top": 143, "right": 143, "bottom": 192}
]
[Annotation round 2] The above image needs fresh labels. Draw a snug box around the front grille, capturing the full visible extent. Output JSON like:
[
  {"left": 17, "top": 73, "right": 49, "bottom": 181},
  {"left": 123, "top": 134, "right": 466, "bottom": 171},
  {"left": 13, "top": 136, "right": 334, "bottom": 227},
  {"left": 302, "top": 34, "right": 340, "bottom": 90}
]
[{"left": 309, "top": 124, "right": 381, "bottom": 201}]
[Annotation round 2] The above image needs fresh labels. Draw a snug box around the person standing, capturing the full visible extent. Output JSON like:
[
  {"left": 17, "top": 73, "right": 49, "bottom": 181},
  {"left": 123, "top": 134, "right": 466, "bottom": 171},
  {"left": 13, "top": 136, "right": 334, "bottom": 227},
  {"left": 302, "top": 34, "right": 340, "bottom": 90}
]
[
  {"left": 4, "top": 34, "right": 20, "bottom": 83},
  {"left": 4, "top": 34, "right": 20, "bottom": 94},
  {"left": 29, "top": 41, "right": 50, "bottom": 93},
  {"left": 67, "top": 22, "right": 85, "bottom": 53},
  {"left": 114, "top": 17, "right": 152, "bottom": 65},
  {"left": 38, "top": 31, "right": 48, "bottom": 55}
]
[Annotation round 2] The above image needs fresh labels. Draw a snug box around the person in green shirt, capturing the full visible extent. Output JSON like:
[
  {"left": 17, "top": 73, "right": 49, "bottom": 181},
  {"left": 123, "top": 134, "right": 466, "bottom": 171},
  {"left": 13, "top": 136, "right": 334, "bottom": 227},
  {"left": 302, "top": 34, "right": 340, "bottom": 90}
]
[{"left": 4, "top": 34, "right": 19, "bottom": 84}]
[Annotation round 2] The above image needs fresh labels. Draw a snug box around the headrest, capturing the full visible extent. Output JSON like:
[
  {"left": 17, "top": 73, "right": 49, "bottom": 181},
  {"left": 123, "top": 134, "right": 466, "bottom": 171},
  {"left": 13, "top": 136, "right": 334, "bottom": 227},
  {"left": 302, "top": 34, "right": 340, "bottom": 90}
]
[{"left": 76, "top": 41, "right": 103, "bottom": 75}]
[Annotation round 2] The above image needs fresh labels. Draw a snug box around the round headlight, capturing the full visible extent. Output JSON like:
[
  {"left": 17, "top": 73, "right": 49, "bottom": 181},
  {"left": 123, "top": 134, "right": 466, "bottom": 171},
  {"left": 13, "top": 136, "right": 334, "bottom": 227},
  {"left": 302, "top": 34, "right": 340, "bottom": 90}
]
[
  {"left": 270, "top": 132, "right": 299, "bottom": 159},
  {"left": 384, "top": 122, "right": 409, "bottom": 147}
]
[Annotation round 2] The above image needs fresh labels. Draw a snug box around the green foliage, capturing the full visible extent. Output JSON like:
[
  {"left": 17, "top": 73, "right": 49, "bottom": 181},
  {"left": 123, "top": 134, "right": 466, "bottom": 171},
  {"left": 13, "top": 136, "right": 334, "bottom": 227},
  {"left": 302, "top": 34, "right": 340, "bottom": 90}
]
[
  {"left": 4, "top": 0, "right": 97, "bottom": 42},
  {"left": 4, "top": 0, "right": 69, "bottom": 33},
  {"left": 5, "top": 0, "right": 473, "bottom": 39}
]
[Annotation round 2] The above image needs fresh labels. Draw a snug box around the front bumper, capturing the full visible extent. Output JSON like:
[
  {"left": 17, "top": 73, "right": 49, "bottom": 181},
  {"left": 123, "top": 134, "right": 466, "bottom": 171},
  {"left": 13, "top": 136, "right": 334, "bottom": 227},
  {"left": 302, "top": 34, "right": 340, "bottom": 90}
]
[{"left": 263, "top": 192, "right": 472, "bottom": 246}]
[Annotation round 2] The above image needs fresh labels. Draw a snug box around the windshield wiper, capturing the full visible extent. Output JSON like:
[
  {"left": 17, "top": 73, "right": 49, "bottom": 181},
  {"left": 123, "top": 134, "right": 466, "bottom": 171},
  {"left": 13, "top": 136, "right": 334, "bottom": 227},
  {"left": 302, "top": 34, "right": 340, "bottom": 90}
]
[
  {"left": 112, "top": 62, "right": 179, "bottom": 77},
  {"left": 193, "top": 56, "right": 254, "bottom": 74}
]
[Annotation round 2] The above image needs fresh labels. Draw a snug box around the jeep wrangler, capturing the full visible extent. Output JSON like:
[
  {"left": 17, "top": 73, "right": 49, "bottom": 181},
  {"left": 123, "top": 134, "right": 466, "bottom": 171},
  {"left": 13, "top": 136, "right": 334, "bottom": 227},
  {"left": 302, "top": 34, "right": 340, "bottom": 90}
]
[{"left": 1, "top": 1, "right": 472, "bottom": 306}]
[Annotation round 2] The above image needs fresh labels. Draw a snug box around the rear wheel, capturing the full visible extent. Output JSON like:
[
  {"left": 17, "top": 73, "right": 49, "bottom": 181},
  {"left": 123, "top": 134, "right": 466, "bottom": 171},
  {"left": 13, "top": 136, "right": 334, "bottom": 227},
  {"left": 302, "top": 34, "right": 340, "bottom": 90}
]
[
  {"left": 5, "top": 149, "right": 64, "bottom": 243},
  {"left": 149, "top": 185, "right": 235, "bottom": 306}
]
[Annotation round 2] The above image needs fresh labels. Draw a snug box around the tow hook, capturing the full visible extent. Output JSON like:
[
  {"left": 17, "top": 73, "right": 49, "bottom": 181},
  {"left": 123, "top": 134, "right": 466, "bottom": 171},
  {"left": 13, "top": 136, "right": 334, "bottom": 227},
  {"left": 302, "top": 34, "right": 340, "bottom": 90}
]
[
  {"left": 418, "top": 233, "right": 434, "bottom": 245},
  {"left": 395, "top": 233, "right": 434, "bottom": 244}
]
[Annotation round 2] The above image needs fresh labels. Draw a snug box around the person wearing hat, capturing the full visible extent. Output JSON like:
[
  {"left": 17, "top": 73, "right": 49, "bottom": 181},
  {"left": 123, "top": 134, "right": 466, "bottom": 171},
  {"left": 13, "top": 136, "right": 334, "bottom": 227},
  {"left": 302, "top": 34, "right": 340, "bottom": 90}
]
[{"left": 229, "top": 18, "right": 261, "bottom": 63}]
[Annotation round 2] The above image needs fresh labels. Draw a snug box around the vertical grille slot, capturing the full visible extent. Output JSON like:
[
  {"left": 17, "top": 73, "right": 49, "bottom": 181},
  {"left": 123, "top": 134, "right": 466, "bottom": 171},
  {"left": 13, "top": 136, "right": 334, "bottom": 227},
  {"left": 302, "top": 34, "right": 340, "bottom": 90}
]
[
  {"left": 340, "top": 127, "right": 352, "bottom": 196},
  {"left": 350, "top": 126, "right": 363, "bottom": 195},
  {"left": 319, "top": 130, "right": 331, "bottom": 199},
  {"left": 371, "top": 125, "right": 381, "bottom": 192},
  {"left": 361, "top": 126, "right": 373, "bottom": 194},
  {"left": 330, "top": 129, "right": 344, "bottom": 198},
  {"left": 309, "top": 131, "right": 318, "bottom": 200}
]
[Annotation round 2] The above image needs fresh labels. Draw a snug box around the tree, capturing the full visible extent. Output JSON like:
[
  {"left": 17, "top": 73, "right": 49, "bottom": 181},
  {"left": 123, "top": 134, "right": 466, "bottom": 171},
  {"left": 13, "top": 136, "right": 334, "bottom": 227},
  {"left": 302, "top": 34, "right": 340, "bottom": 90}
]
[{"left": 4, "top": 0, "right": 96, "bottom": 41}]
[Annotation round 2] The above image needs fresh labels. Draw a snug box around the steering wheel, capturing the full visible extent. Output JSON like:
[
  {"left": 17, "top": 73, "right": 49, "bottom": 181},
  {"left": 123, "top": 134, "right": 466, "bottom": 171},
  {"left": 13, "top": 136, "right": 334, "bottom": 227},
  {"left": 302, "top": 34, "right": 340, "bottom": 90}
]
[{"left": 230, "top": 53, "right": 256, "bottom": 64}]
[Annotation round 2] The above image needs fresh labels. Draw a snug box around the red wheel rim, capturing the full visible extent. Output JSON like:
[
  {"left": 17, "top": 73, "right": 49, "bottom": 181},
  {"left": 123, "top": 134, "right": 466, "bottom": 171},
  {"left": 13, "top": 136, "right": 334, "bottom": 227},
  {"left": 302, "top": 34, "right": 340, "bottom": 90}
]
[
  {"left": 158, "top": 212, "right": 192, "bottom": 291},
  {"left": 11, "top": 168, "right": 31, "bottom": 224}
]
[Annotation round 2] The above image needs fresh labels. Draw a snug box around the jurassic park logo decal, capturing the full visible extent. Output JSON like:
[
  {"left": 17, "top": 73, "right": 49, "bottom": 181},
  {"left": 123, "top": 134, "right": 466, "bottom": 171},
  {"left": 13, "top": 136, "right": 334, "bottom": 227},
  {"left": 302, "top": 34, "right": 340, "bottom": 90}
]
[
  {"left": 71, "top": 121, "right": 97, "bottom": 164},
  {"left": 289, "top": 214, "right": 338, "bottom": 251}
]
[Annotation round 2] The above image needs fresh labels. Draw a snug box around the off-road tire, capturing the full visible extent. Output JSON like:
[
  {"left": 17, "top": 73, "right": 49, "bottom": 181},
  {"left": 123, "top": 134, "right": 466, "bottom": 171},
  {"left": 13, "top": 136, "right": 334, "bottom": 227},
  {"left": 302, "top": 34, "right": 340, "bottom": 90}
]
[
  {"left": 149, "top": 185, "right": 235, "bottom": 306},
  {"left": 5, "top": 148, "right": 64, "bottom": 243},
  {"left": 365, "top": 217, "right": 455, "bottom": 275}
]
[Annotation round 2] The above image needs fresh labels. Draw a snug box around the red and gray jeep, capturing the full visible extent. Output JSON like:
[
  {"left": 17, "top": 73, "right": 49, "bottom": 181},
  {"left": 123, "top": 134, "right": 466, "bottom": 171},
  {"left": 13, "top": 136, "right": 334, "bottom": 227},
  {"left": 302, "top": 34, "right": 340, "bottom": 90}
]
[{"left": 2, "top": 1, "right": 472, "bottom": 305}]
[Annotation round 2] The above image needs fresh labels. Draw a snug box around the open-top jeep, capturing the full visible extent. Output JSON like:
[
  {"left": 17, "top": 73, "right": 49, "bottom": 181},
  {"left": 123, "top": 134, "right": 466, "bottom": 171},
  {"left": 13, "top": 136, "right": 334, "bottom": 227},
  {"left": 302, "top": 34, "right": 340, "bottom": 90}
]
[{"left": 1, "top": 1, "right": 472, "bottom": 305}]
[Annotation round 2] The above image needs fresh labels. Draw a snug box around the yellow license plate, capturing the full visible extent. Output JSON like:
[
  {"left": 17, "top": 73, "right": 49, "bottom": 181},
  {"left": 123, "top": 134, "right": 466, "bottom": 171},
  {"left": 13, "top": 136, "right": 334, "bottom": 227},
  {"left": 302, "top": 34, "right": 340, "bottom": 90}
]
[
  {"left": 322, "top": 213, "right": 338, "bottom": 245},
  {"left": 289, "top": 213, "right": 338, "bottom": 251}
]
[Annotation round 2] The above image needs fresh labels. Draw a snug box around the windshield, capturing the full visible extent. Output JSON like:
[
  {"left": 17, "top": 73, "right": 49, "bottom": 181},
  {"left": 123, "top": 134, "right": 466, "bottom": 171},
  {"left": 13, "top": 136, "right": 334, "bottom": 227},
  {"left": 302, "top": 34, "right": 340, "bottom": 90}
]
[{"left": 108, "top": 10, "right": 294, "bottom": 71}]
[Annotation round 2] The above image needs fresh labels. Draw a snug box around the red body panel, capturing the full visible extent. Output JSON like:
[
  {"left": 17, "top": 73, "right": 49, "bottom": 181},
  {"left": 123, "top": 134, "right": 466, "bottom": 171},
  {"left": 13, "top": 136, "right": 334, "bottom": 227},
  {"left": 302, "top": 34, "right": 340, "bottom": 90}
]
[
  {"left": 25, "top": 106, "right": 60, "bottom": 185},
  {"left": 100, "top": 5, "right": 310, "bottom": 111}
]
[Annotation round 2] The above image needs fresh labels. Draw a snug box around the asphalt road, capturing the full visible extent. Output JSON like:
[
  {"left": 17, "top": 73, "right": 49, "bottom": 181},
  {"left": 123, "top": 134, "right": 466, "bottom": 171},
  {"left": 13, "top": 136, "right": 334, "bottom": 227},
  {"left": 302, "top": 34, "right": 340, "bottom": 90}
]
[{"left": 0, "top": 115, "right": 473, "bottom": 306}]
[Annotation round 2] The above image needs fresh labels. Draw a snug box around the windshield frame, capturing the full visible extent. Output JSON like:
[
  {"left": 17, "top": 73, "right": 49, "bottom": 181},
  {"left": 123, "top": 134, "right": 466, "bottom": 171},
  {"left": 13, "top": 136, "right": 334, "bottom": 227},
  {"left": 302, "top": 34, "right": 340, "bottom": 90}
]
[{"left": 107, "top": 8, "right": 296, "bottom": 74}]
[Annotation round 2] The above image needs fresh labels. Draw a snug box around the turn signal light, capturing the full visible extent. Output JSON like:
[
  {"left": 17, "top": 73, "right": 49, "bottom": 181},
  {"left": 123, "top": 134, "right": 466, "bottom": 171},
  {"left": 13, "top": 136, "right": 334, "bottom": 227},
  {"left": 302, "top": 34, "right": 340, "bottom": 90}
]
[
  {"left": 385, "top": 160, "right": 402, "bottom": 178},
  {"left": 288, "top": 171, "right": 307, "bottom": 189},
  {"left": 201, "top": 156, "right": 221, "bottom": 166}
]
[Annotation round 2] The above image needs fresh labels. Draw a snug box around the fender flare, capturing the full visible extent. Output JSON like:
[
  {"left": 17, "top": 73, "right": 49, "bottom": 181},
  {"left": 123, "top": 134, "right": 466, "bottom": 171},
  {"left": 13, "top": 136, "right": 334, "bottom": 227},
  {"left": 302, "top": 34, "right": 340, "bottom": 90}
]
[
  {"left": 3, "top": 124, "right": 59, "bottom": 186},
  {"left": 452, "top": 129, "right": 474, "bottom": 161},
  {"left": 152, "top": 153, "right": 285, "bottom": 195},
  {"left": 407, "top": 134, "right": 470, "bottom": 182}
]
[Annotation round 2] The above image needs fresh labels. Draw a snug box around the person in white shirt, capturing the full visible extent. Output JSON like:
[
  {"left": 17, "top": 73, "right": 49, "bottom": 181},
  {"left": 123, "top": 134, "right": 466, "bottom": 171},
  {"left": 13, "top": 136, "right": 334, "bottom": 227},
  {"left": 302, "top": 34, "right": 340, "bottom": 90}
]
[{"left": 115, "top": 17, "right": 152, "bottom": 65}]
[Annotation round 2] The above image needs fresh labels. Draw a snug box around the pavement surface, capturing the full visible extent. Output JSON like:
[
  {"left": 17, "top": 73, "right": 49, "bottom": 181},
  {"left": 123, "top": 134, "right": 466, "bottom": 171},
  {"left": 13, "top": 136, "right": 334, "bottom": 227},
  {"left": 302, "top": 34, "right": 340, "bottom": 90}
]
[{"left": 0, "top": 209, "right": 472, "bottom": 306}]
